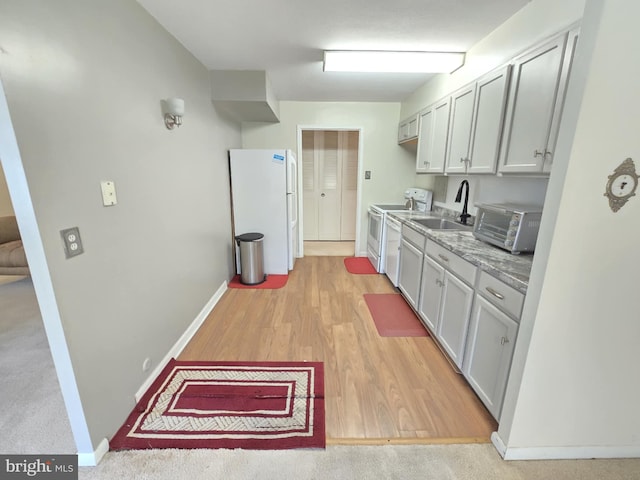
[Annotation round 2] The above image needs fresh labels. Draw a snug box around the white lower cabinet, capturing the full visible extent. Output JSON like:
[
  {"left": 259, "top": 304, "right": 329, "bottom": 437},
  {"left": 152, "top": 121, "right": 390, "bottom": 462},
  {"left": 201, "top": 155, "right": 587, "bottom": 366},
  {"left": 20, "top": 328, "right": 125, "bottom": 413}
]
[
  {"left": 418, "top": 255, "right": 445, "bottom": 332},
  {"left": 398, "top": 227, "right": 426, "bottom": 309},
  {"left": 397, "top": 230, "right": 525, "bottom": 421},
  {"left": 463, "top": 273, "right": 522, "bottom": 420},
  {"left": 419, "top": 240, "right": 477, "bottom": 369},
  {"left": 436, "top": 271, "right": 475, "bottom": 368},
  {"left": 398, "top": 239, "right": 422, "bottom": 308}
]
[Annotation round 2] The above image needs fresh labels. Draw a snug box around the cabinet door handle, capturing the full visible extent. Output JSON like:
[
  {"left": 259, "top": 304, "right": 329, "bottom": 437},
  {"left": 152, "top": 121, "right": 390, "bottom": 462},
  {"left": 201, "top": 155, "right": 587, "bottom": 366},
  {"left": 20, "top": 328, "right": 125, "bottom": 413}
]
[
  {"left": 435, "top": 278, "right": 443, "bottom": 287},
  {"left": 485, "top": 286, "right": 505, "bottom": 300},
  {"left": 460, "top": 157, "right": 465, "bottom": 163},
  {"left": 534, "top": 149, "right": 544, "bottom": 157},
  {"left": 438, "top": 254, "right": 449, "bottom": 263},
  {"left": 500, "top": 336, "right": 510, "bottom": 345}
]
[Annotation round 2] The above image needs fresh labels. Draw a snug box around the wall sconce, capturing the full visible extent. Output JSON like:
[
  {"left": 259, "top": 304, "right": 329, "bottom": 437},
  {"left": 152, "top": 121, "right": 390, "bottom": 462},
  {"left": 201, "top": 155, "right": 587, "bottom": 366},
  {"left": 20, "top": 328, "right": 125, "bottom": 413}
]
[{"left": 162, "top": 98, "right": 184, "bottom": 130}]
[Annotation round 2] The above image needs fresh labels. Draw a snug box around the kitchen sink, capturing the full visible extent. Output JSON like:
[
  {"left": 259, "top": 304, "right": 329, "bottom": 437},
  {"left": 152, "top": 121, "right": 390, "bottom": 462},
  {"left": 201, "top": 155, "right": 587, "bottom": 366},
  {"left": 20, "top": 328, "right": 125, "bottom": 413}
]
[{"left": 413, "top": 218, "right": 473, "bottom": 231}]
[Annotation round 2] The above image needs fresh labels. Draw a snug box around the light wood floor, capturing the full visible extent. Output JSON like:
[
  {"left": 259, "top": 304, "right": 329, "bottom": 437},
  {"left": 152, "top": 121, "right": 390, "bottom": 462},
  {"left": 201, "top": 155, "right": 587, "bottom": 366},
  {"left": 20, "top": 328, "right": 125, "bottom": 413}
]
[{"left": 180, "top": 256, "right": 497, "bottom": 443}]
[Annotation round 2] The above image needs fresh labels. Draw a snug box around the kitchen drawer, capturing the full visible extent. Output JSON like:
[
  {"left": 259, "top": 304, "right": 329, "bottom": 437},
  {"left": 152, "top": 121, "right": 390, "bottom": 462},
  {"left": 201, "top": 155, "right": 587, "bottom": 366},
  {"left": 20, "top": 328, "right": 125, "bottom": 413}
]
[
  {"left": 401, "top": 224, "right": 426, "bottom": 251},
  {"left": 477, "top": 271, "right": 524, "bottom": 320},
  {"left": 426, "top": 240, "right": 477, "bottom": 285}
]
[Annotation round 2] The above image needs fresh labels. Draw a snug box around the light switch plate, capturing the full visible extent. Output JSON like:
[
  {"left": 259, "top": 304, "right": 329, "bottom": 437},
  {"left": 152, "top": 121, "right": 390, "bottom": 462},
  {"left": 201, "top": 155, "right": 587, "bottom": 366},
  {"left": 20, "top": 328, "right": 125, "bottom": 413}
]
[
  {"left": 100, "top": 180, "right": 117, "bottom": 206},
  {"left": 60, "top": 227, "right": 84, "bottom": 259}
]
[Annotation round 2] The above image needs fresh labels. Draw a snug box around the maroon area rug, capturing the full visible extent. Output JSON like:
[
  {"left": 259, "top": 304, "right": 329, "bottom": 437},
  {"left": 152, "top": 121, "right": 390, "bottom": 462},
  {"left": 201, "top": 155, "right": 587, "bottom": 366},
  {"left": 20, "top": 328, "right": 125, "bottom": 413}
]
[
  {"left": 344, "top": 257, "right": 378, "bottom": 274},
  {"left": 110, "top": 359, "right": 325, "bottom": 450},
  {"left": 228, "top": 274, "right": 288, "bottom": 289},
  {"left": 364, "top": 293, "right": 429, "bottom": 337}
]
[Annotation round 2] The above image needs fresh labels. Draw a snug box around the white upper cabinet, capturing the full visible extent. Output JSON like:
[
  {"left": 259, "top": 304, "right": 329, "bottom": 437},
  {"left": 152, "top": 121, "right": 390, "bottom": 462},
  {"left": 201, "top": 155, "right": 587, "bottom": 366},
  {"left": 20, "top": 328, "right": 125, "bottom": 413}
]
[
  {"left": 467, "top": 66, "right": 512, "bottom": 174},
  {"left": 499, "top": 29, "right": 578, "bottom": 174},
  {"left": 445, "top": 66, "right": 511, "bottom": 175},
  {"left": 416, "top": 108, "right": 433, "bottom": 173},
  {"left": 416, "top": 97, "right": 451, "bottom": 173},
  {"left": 543, "top": 27, "right": 579, "bottom": 173},
  {"left": 398, "top": 113, "right": 419, "bottom": 144},
  {"left": 406, "top": 26, "right": 578, "bottom": 177},
  {"left": 445, "top": 84, "right": 477, "bottom": 174}
]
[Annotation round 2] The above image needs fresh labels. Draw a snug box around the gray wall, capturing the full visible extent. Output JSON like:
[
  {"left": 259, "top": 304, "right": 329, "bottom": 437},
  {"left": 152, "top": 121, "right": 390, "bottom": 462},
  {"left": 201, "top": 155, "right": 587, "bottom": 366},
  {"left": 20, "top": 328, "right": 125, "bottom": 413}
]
[{"left": 0, "top": 0, "right": 240, "bottom": 449}]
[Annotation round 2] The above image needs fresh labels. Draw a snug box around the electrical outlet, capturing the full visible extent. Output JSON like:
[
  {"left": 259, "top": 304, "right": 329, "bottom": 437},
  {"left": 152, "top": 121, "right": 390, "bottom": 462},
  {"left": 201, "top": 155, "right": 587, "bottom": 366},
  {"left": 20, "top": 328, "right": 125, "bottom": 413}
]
[{"left": 60, "top": 227, "right": 84, "bottom": 259}]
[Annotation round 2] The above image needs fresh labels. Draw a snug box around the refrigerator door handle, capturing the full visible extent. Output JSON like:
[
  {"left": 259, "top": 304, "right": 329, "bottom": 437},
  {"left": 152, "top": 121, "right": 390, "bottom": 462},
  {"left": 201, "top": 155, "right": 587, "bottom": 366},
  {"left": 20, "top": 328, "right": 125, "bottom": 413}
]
[{"left": 287, "top": 192, "right": 298, "bottom": 225}]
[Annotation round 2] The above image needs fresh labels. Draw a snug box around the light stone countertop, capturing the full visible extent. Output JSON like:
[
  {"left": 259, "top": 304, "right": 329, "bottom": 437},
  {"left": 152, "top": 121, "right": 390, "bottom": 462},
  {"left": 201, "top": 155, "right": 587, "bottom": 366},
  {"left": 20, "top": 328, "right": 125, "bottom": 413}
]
[{"left": 389, "top": 211, "right": 534, "bottom": 294}]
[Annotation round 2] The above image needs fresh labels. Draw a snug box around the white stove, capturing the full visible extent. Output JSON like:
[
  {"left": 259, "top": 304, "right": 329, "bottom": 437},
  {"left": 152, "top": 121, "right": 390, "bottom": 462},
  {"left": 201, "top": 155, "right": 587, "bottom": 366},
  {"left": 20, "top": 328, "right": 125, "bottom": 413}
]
[{"left": 367, "top": 188, "right": 432, "bottom": 280}]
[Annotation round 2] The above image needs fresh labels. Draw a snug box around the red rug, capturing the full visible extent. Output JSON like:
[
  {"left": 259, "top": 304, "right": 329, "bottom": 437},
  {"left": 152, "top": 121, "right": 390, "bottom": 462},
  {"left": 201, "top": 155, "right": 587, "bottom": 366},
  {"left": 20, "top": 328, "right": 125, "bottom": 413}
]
[
  {"left": 110, "top": 359, "right": 325, "bottom": 450},
  {"left": 228, "top": 274, "right": 288, "bottom": 289},
  {"left": 364, "top": 293, "right": 429, "bottom": 337},
  {"left": 344, "top": 257, "right": 378, "bottom": 274}
]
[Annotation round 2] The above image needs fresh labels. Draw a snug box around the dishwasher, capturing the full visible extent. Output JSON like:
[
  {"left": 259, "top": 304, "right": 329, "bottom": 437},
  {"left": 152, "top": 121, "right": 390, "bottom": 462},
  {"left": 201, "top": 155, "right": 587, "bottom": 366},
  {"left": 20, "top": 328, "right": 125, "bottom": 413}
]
[{"left": 383, "top": 215, "right": 402, "bottom": 286}]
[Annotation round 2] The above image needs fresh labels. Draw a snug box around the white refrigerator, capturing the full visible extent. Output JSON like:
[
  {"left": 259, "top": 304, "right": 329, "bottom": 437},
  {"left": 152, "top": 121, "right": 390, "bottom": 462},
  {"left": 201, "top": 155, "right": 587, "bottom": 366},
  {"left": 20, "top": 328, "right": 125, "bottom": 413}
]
[{"left": 229, "top": 149, "right": 298, "bottom": 275}]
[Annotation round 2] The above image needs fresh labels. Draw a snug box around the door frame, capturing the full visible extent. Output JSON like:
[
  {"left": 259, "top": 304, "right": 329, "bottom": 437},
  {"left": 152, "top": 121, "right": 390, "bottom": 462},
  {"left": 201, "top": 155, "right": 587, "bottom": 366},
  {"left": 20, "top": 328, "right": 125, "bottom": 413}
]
[{"left": 296, "top": 125, "right": 364, "bottom": 256}]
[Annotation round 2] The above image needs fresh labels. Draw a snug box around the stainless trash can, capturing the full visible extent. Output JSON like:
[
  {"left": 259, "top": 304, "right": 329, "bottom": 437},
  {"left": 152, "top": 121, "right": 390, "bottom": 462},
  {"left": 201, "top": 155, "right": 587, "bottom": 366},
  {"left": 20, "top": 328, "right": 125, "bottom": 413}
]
[{"left": 235, "top": 232, "right": 266, "bottom": 285}]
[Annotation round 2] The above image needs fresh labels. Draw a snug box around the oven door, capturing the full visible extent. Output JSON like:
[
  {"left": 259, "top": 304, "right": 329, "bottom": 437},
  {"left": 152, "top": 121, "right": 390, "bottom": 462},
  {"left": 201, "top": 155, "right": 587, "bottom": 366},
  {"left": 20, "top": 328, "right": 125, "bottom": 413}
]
[{"left": 367, "top": 208, "right": 383, "bottom": 256}]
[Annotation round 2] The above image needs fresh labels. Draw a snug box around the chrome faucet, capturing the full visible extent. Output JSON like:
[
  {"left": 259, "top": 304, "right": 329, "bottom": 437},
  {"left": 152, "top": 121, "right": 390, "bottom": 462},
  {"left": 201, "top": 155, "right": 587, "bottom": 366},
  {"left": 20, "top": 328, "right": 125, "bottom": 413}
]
[{"left": 455, "top": 180, "right": 471, "bottom": 225}]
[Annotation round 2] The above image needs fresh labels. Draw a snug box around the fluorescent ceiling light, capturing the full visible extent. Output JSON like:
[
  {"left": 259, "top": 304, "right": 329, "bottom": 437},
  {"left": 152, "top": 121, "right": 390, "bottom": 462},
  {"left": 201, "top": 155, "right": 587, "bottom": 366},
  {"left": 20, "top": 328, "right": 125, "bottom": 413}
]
[{"left": 323, "top": 50, "right": 465, "bottom": 73}]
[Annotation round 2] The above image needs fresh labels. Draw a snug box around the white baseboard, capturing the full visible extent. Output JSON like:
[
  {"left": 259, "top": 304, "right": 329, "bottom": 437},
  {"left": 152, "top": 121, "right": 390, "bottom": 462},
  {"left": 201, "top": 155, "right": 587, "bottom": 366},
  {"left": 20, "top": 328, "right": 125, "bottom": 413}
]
[
  {"left": 503, "top": 445, "right": 640, "bottom": 460},
  {"left": 134, "top": 281, "right": 227, "bottom": 402},
  {"left": 491, "top": 431, "right": 507, "bottom": 457},
  {"left": 77, "top": 437, "right": 109, "bottom": 466},
  {"left": 493, "top": 432, "right": 640, "bottom": 460}
]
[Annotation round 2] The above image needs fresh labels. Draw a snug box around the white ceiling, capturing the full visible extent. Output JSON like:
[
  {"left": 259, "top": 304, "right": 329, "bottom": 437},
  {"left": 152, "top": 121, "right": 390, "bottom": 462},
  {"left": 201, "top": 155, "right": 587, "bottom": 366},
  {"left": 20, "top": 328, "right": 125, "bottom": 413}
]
[{"left": 137, "top": 0, "right": 531, "bottom": 102}]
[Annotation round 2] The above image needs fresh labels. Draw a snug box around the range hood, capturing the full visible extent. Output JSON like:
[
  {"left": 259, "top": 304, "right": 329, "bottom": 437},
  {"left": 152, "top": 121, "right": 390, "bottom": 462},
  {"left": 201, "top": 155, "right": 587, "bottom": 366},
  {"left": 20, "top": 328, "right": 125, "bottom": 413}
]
[{"left": 210, "top": 70, "right": 280, "bottom": 123}]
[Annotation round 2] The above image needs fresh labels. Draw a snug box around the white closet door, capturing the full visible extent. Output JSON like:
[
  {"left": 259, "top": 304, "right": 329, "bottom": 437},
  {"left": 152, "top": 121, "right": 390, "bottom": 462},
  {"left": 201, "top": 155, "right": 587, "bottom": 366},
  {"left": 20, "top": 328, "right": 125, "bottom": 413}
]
[
  {"left": 340, "top": 131, "right": 358, "bottom": 240},
  {"left": 302, "top": 130, "right": 358, "bottom": 241},
  {"left": 318, "top": 131, "right": 341, "bottom": 240}
]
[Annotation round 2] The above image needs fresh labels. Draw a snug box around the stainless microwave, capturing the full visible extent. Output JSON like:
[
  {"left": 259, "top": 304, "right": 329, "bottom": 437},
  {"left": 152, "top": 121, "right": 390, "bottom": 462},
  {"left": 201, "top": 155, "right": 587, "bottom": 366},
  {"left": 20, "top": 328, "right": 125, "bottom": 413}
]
[{"left": 473, "top": 203, "right": 543, "bottom": 254}]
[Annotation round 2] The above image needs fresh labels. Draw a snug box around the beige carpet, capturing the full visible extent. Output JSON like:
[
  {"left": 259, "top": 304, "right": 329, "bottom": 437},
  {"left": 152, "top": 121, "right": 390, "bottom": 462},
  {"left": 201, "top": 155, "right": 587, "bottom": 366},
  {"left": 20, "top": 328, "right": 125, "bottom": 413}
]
[
  {"left": 0, "top": 277, "right": 76, "bottom": 454},
  {"left": 79, "top": 444, "right": 639, "bottom": 480}
]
